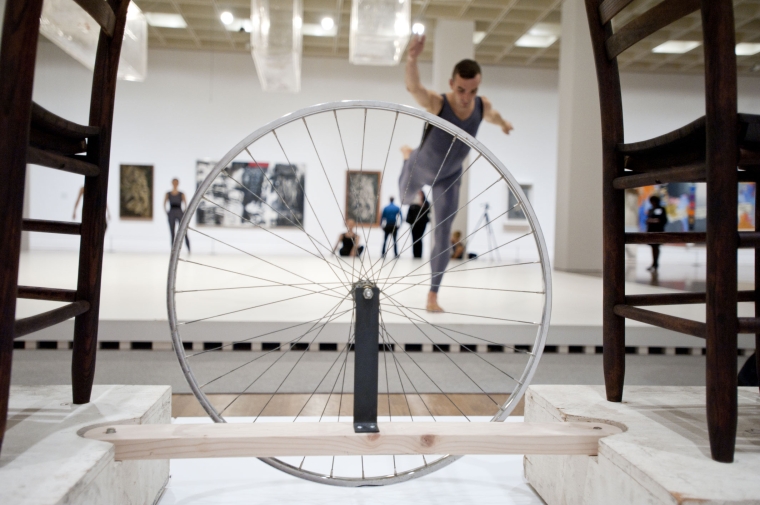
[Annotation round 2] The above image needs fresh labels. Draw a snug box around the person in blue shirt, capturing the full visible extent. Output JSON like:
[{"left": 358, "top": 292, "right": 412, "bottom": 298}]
[{"left": 380, "top": 197, "right": 401, "bottom": 258}]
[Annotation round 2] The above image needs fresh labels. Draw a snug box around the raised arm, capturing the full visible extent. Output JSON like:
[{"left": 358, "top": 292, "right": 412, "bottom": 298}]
[
  {"left": 405, "top": 35, "right": 443, "bottom": 114},
  {"left": 482, "top": 96, "right": 513, "bottom": 135}
]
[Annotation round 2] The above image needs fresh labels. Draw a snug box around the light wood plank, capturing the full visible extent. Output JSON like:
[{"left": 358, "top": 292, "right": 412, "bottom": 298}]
[{"left": 83, "top": 421, "right": 623, "bottom": 460}]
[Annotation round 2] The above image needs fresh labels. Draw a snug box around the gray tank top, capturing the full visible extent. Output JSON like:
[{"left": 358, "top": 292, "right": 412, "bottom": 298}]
[{"left": 416, "top": 94, "right": 483, "bottom": 181}]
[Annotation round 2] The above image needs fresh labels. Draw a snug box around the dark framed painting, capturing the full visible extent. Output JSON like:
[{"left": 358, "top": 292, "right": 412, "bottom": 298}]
[
  {"left": 346, "top": 170, "right": 381, "bottom": 226},
  {"left": 119, "top": 164, "right": 153, "bottom": 219}
]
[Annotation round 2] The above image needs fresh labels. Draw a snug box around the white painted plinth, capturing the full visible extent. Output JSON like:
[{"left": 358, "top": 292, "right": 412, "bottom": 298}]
[
  {"left": 524, "top": 385, "right": 760, "bottom": 505},
  {"left": 1, "top": 385, "right": 170, "bottom": 505}
]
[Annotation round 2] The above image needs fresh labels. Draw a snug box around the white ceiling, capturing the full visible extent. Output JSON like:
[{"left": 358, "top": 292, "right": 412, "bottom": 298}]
[{"left": 134, "top": 0, "right": 760, "bottom": 75}]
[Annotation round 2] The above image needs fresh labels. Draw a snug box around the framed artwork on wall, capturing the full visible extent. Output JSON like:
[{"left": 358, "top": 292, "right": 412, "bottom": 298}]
[
  {"left": 504, "top": 183, "right": 532, "bottom": 232},
  {"left": 195, "top": 160, "right": 305, "bottom": 227},
  {"left": 345, "top": 170, "right": 381, "bottom": 226},
  {"left": 119, "top": 164, "right": 153, "bottom": 219}
]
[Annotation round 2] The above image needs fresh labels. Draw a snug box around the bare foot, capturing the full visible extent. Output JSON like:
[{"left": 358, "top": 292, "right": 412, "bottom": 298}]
[
  {"left": 400, "top": 145, "right": 413, "bottom": 160},
  {"left": 426, "top": 291, "right": 444, "bottom": 312}
]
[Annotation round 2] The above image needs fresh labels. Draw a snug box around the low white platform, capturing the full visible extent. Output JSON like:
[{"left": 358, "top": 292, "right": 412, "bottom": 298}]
[
  {"left": 14, "top": 252, "right": 758, "bottom": 350},
  {"left": 524, "top": 385, "right": 760, "bottom": 505},
  {"left": 0, "top": 385, "right": 170, "bottom": 505}
]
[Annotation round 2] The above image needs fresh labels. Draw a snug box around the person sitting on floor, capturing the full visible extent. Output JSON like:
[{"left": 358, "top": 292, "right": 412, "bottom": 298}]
[
  {"left": 451, "top": 230, "right": 465, "bottom": 259},
  {"left": 333, "top": 219, "right": 364, "bottom": 257}
]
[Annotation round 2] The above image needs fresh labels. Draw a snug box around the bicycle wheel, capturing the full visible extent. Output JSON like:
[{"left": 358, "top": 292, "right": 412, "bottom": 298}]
[{"left": 167, "top": 100, "right": 552, "bottom": 486}]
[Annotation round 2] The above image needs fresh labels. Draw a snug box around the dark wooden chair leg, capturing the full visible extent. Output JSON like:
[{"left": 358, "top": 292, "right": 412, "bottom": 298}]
[
  {"left": 71, "top": 3, "right": 128, "bottom": 405},
  {"left": 0, "top": 0, "right": 46, "bottom": 450},
  {"left": 702, "top": 0, "right": 738, "bottom": 463},
  {"left": 603, "top": 187, "right": 626, "bottom": 402},
  {"left": 71, "top": 178, "right": 108, "bottom": 404}
]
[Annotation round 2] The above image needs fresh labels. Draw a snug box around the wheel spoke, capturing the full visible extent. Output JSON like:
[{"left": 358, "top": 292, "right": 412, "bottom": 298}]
[
  {"left": 272, "top": 130, "right": 361, "bottom": 286},
  {"left": 242, "top": 149, "right": 359, "bottom": 285},
  {"left": 382, "top": 229, "right": 533, "bottom": 298},
  {"left": 198, "top": 305, "right": 352, "bottom": 389},
  {"left": 201, "top": 196, "right": 358, "bottom": 275},
  {"left": 332, "top": 110, "right": 374, "bottom": 282},
  {"left": 178, "top": 258, "right": 346, "bottom": 295},
  {"left": 375, "top": 178, "right": 512, "bottom": 289},
  {"left": 219, "top": 168, "right": 360, "bottom": 283},
  {"left": 380, "top": 301, "right": 537, "bottom": 325},
  {"left": 318, "top": 310, "right": 355, "bottom": 422},
  {"left": 379, "top": 312, "right": 471, "bottom": 420},
  {"left": 217, "top": 296, "right": 350, "bottom": 416},
  {"left": 293, "top": 333, "right": 355, "bottom": 421},
  {"left": 381, "top": 293, "right": 524, "bottom": 385},
  {"left": 252, "top": 299, "right": 351, "bottom": 422},
  {"left": 378, "top": 313, "right": 440, "bottom": 420},
  {"left": 376, "top": 304, "right": 532, "bottom": 358},
  {"left": 187, "top": 311, "right": 352, "bottom": 357},
  {"left": 376, "top": 133, "right": 458, "bottom": 285},
  {"left": 187, "top": 227, "right": 348, "bottom": 296},
  {"left": 300, "top": 117, "right": 368, "bottom": 282},
  {"left": 366, "top": 153, "right": 482, "bottom": 277},
  {"left": 382, "top": 296, "right": 502, "bottom": 405},
  {"left": 359, "top": 111, "right": 399, "bottom": 282},
  {"left": 181, "top": 286, "right": 349, "bottom": 325}
]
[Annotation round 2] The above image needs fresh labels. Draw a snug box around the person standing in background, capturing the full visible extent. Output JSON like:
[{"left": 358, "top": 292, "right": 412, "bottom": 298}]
[
  {"left": 406, "top": 190, "right": 430, "bottom": 258},
  {"left": 164, "top": 178, "right": 190, "bottom": 253},
  {"left": 380, "top": 196, "right": 401, "bottom": 258},
  {"left": 646, "top": 195, "right": 667, "bottom": 272}
]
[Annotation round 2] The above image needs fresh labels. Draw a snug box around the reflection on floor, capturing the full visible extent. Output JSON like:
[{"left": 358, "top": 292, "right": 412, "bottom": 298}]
[{"left": 626, "top": 245, "right": 755, "bottom": 292}]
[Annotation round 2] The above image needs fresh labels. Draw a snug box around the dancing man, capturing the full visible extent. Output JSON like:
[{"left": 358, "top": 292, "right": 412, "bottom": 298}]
[{"left": 401, "top": 34, "right": 513, "bottom": 312}]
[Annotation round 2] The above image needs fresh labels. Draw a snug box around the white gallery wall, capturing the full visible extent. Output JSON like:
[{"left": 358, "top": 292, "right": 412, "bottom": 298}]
[
  {"left": 27, "top": 41, "right": 760, "bottom": 260},
  {"left": 28, "top": 42, "right": 560, "bottom": 258}
]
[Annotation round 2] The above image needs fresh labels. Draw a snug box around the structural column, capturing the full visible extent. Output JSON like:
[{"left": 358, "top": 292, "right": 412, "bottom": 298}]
[{"left": 553, "top": 0, "right": 603, "bottom": 273}]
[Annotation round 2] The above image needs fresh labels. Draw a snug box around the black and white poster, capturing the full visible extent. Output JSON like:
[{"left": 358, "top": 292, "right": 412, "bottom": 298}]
[{"left": 195, "top": 160, "right": 305, "bottom": 227}]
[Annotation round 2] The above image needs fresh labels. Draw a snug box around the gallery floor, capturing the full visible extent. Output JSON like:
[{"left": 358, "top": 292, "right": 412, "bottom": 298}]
[{"left": 8, "top": 246, "right": 759, "bottom": 504}]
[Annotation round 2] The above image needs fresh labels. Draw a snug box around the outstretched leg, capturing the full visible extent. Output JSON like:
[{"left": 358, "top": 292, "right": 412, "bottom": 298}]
[{"left": 427, "top": 174, "right": 461, "bottom": 311}]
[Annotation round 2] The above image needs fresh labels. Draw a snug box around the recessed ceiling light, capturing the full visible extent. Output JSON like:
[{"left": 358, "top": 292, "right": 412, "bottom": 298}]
[
  {"left": 652, "top": 41, "right": 700, "bottom": 54},
  {"left": 473, "top": 31, "right": 486, "bottom": 44},
  {"left": 515, "top": 34, "right": 557, "bottom": 48},
  {"left": 412, "top": 23, "right": 425, "bottom": 36},
  {"left": 144, "top": 12, "right": 187, "bottom": 29},
  {"left": 528, "top": 22, "right": 561, "bottom": 37},
  {"left": 321, "top": 17, "right": 334, "bottom": 30},
  {"left": 736, "top": 43, "right": 760, "bottom": 56},
  {"left": 302, "top": 23, "right": 337, "bottom": 37},
  {"left": 220, "top": 11, "right": 234, "bottom": 25},
  {"left": 515, "top": 22, "right": 561, "bottom": 48}
]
